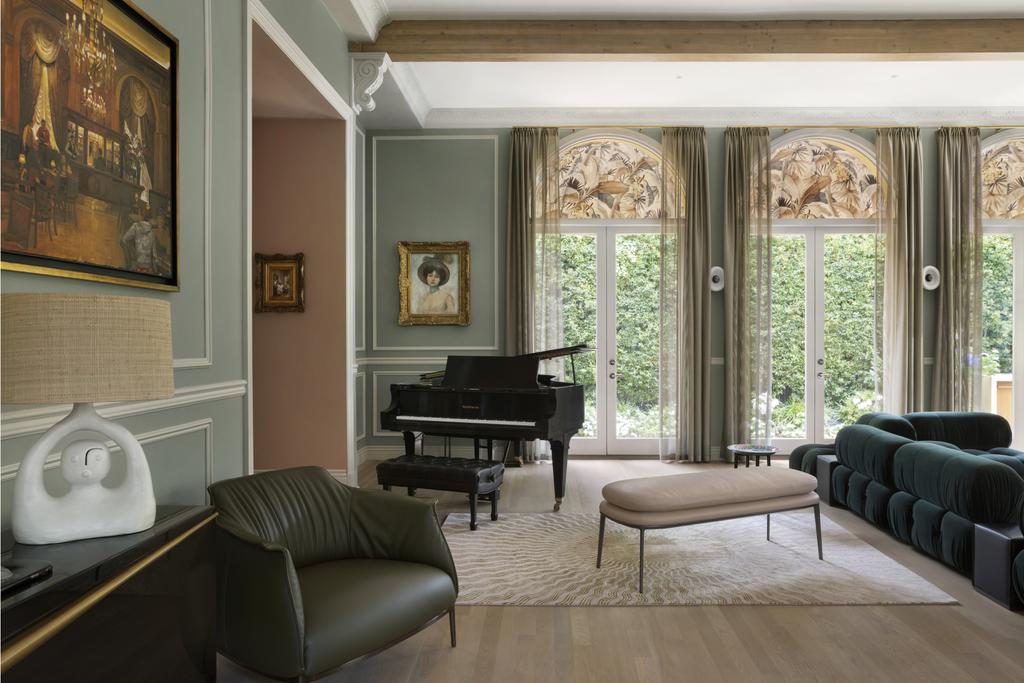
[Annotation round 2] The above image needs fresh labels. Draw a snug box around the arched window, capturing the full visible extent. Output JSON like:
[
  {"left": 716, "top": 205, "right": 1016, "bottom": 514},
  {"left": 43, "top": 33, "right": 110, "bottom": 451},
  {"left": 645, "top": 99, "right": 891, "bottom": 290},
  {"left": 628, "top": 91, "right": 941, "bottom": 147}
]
[
  {"left": 558, "top": 129, "right": 663, "bottom": 219},
  {"left": 982, "top": 132, "right": 1024, "bottom": 220},
  {"left": 767, "top": 129, "right": 879, "bottom": 447},
  {"left": 769, "top": 130, "right": 878, "bottom": 220},
  {"left": 980, "top": 130, "right": 1024, "bottom": 441}
]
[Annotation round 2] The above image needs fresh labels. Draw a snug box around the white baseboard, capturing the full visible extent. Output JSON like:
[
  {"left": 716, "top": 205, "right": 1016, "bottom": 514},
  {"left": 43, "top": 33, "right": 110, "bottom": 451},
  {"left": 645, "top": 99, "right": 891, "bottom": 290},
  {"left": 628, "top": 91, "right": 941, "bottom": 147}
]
[{"left": 253, "top": 467, "right": 347, "bottom": 482}]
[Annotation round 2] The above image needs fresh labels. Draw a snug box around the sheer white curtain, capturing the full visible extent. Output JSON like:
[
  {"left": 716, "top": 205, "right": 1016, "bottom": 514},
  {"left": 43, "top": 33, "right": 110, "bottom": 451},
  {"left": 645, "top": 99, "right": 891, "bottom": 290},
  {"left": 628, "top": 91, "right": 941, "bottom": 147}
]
[
  {"left": 723, "top": 128, "right": 773, "bottom": 456},
  {"left": 875, "top": 128, "right": 925, "bottom": 414},
  {"left": 506, "top": 127, "right": 560, "bottom": 461},
  {"left": 660, "top": 127, "right": 712, "bottom": 461},
  {"left": 933, "top": 127, "right": 983, "bottom": 411}
]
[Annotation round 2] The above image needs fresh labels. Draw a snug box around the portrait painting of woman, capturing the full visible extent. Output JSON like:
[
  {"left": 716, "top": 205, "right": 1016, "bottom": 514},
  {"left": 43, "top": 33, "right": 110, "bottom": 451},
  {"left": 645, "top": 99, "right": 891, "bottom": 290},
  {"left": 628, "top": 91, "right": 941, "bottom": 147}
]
[{"left": 398, "top": 241, "right": 470, "bottom": 326}]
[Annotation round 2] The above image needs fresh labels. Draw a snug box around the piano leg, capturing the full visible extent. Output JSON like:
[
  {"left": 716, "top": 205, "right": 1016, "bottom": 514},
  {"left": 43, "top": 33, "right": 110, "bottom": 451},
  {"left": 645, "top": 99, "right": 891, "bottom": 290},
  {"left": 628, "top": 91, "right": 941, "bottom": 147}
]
[
  {"left": 403, "top": 431, "right": 416, "bottom": 456},
  {"left": 550, "top": 438, "right": 568, "bottom": 512}
]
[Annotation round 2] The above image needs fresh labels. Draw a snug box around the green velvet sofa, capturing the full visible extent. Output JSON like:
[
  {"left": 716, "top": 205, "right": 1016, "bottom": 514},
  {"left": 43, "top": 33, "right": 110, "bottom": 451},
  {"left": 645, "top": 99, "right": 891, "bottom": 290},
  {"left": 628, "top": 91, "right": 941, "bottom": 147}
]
[
  {"left": 831, "top": 422, "right": 1023, "bottom": 578},
  {"left": 789, "top": 411, "right": 1024, "bottom": 476},
  {"left": 208, "top": 466, "right": 459, "bottom": 682}
]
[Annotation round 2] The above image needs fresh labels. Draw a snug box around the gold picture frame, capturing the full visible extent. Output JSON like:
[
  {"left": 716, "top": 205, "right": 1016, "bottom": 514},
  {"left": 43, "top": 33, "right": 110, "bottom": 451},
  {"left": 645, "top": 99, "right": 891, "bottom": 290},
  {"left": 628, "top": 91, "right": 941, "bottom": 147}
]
[
  {"left": 398, "top": 241, "right": 469, "bottom": 326},
  {"left": 254, "top": 253, "right": 304, "bottom": 313},
  {"left": 1, "top": 0, "right": 180, "bottom": 291}
]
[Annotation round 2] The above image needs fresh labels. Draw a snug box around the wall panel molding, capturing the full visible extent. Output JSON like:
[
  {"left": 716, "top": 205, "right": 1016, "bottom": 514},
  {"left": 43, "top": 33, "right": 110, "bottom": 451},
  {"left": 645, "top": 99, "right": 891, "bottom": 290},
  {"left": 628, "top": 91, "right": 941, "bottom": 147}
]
[
  {"left": 357, "top": 356, "right": 447, "bottom": 366},
  {"left": 1, "top": 418, "right": 214, "bottom": 486},
  {"left": 355, "top": 372, "right": 367, "bottom": 442},
  {"left": 173, "top": 0, "right": 214, "bottom": 370},
  {"left": 371, "top": 134, "right": 500, "bottom": 351},
  {"left": 1, "top": 380, "right": 247, "bottom": 440}
]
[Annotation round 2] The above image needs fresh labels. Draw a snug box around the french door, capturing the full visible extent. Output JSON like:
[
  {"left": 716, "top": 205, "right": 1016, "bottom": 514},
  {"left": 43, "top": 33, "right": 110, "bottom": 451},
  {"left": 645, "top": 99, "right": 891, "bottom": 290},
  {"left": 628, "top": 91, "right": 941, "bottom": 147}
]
[
  {"left": 770, "top": 221, "right": 879, "bottom": 451},
  {"left": 560, "top": 221, "right": 661, "bottom": 456},
  {"left": 982, "top": 223, "right": 1024, "bottom": 448}
]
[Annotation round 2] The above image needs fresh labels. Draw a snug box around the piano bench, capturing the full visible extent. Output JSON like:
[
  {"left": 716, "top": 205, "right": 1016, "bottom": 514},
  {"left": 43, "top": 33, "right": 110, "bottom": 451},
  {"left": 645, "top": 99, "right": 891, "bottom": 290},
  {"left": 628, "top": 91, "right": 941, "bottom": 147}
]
[{"left": 376, "top": 455, "right": 505, "bottom": 531}]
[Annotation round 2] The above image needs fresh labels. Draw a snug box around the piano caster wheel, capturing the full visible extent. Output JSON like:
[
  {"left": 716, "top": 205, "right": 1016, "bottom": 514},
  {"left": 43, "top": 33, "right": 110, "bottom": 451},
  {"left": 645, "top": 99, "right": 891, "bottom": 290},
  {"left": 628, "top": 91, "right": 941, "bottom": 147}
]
[{"left": 553, "top": 498, "right": 562, "bottom": 512}]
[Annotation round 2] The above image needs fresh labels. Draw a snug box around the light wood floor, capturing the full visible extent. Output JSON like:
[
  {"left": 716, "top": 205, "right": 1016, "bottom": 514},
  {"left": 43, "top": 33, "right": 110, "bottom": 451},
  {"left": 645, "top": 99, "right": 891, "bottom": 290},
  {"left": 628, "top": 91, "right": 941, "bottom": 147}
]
[{"left": 220, "top": 458, "right": 1024, "bottom": 683}]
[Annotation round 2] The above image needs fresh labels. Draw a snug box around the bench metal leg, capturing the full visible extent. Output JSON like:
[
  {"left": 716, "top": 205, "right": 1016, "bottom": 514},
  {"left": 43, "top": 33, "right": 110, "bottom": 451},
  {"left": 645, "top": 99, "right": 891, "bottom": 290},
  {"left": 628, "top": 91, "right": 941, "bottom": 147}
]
[
  {"left": 814, "top": 504, "right": 823, "bottom": 560},
  {"left": 470, "top": 493, "right": 478, "bottom": 531},
  {"left": 490, "top": 489, "right": 499, "bottom": 521},
  {"left": 638, "top": 529, "right": 646, "bottom": 593},
  {"left": 596, "top": 513, "right": 606, "bottom": 568},
  {"left": 382, "top": 483, "right": 391, "bottom": 491},
  {"left": 407, "top": 487, "right": 416, "bottom": 496},
  {"left": 767, "top": 513, "right": 771, "bottom": 540}
]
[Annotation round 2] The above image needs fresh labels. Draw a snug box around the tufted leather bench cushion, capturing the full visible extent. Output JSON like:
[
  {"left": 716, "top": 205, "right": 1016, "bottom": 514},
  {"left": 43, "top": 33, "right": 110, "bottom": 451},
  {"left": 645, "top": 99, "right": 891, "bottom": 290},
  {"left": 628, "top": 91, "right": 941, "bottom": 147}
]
[{"left": 376, "top": 455, "right": 504, "bottom": 494}]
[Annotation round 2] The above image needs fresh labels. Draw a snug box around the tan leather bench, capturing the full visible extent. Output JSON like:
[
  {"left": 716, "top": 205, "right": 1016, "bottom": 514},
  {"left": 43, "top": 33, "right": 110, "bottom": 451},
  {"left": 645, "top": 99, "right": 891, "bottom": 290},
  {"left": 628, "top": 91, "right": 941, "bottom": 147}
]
[{"left": 598, "top": 468, "right": 822, "bottom": 592}]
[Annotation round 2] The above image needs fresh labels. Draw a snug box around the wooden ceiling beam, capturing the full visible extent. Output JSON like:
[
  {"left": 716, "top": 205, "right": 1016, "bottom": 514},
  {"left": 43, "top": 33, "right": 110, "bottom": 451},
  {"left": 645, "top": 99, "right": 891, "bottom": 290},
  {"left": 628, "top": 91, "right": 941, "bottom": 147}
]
[{"left": 350, "top": 19, "right": 1024, "bottom": 61}]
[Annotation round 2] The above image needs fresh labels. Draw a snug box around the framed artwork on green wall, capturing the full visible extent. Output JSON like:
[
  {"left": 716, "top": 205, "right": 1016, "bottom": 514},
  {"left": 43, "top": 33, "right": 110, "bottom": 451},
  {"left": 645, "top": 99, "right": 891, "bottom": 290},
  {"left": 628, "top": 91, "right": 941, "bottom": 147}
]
[
  {"left": 398, "top": 241, "right": 470, "bottom": 326},
  {"left": 1, "top": 0, "right": 179, "bottom": 291}
]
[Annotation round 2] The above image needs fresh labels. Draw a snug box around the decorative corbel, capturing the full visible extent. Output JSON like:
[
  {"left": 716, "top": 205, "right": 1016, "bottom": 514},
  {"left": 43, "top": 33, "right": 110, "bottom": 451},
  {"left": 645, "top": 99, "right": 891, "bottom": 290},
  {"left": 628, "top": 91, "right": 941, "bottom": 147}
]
[{"left": 352, "top": 53, "right": 392, "bottom": 115}]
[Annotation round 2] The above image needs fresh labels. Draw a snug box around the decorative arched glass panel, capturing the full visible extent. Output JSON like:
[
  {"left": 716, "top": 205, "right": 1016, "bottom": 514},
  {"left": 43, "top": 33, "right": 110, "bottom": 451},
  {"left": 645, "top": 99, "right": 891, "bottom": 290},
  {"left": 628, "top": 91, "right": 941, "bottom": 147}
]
[
  {"left": 982, "top": 132, "right": 1024, "bottom": 220},
  {"left": 769, "top": 130, "right": 878, "bottom": 220},
  {"left": 558, "top": 129, "right": 663, "bottom": 219}
]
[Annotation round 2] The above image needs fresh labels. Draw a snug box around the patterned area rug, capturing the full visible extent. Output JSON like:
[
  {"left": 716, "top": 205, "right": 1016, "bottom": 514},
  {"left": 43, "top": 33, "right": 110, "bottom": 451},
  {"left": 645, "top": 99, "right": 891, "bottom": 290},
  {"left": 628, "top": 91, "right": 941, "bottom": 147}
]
[{"left": 442, "top": 512, "right": 956, "bottom": 606}]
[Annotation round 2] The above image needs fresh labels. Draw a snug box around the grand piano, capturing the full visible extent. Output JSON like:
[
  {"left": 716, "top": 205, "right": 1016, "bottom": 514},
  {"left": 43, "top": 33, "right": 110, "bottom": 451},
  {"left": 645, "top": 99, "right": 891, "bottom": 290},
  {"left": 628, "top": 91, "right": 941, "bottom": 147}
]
[{"left": 380, "top": 346, "right": 590, "bottom": 510}]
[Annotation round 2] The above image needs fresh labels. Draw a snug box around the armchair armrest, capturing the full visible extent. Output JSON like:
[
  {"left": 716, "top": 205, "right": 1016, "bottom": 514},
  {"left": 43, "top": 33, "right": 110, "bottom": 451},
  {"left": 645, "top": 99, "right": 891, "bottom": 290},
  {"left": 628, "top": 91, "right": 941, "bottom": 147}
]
[
  {"left": 349, "top": 488, "right": 458, "bottom": 591},
  {"left": 215, "top": 517, "right": 306, "bottom": 679}
]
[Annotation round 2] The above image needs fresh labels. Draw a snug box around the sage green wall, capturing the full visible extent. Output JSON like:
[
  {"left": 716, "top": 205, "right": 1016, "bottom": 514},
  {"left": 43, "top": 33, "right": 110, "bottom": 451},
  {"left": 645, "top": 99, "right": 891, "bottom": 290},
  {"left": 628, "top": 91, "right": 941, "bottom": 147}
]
[
  {"left": 362, "top": 126, "right": 947, "bottom": 456},
  {"left": 359, "top": 130, "right": 507, "bottom": 451},
  {"left": 0, "top": 0, "right": 352, "bottom": 525}
]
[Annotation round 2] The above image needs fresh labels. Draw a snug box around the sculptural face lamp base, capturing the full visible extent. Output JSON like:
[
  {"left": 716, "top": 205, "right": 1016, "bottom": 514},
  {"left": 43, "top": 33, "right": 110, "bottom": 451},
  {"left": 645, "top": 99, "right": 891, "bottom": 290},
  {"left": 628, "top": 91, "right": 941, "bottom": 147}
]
[{"left": 11, "top": 403, "right": 157, "bottom": 545}]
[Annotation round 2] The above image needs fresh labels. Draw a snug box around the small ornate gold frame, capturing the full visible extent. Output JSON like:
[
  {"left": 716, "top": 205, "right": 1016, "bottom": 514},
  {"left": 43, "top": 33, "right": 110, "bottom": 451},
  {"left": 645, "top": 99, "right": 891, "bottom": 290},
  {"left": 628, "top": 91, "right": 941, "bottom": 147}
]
[
  {"left": 398, "top": 241, "right": 469, "bottom": 326},
  {"left": 254, "top": 253, "right": 304, "bottom": 313}
]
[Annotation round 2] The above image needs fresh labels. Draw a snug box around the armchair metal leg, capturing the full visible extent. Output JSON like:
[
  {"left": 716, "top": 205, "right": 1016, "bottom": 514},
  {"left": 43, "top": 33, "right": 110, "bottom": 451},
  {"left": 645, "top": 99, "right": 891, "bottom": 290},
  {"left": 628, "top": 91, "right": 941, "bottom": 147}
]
[
  {"left": 449, "top": 609, "right": 457, "bottom": 647},
  {"left": 490, "top": 489, "right": 499, "bottom": 521},
  {"left": 596, "top": 513, "right": 606, "bottom": 568},
  {"left": 767, "top": 513, "right": 771, "bottom": 540},
  {"left": 470, "top": 493, "right": 478, "bottom": 530}
]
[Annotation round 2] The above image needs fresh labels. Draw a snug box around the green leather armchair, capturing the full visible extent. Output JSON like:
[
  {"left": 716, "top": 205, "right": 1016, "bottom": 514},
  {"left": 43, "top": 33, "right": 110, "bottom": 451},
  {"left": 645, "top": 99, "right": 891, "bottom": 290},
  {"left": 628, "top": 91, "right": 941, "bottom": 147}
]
[{"left": 208, "top": 466, "right": 458, "bottom": 682}]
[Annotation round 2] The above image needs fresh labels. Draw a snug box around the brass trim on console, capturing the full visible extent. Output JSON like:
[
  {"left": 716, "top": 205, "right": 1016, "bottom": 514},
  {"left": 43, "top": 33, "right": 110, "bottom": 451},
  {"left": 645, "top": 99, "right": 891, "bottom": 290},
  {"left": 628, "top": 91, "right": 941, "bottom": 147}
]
[{"left": 0, "top": 512, "right": 217, "bottom": 673}]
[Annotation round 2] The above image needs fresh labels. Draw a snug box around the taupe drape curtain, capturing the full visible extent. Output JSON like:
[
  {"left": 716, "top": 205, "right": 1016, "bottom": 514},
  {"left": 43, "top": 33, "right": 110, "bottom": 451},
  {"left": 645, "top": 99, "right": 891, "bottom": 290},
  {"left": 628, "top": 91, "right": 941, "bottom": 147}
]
[
  {"left": 659, "top": 127, "right": 711, "bottom": 462},
  {"left": 506, "top": 127, "right": 560, "bottom": 461},
  {"left": 723, "top": 128, "right": 773, "bottom": 456},
  {"left": 875, "top": 128, "right": 925, "bottom": 414},
  {"left": 933, "top": 127, "right": 984, "bottom": 411}
]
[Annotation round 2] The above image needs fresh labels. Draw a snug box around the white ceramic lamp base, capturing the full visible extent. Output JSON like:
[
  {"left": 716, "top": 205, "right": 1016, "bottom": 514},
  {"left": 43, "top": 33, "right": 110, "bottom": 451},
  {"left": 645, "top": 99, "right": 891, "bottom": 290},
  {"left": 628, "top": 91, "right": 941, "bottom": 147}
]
[{"left": 12, "top": 403, "right": 156, "bottom": 545}]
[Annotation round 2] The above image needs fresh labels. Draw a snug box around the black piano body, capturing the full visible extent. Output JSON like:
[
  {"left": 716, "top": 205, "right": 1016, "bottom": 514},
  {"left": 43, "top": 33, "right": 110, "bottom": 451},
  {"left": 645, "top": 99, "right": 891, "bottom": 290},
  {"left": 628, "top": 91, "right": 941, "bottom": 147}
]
[{"left": 380, "top": 346, "right": 589, "bottom": 510}]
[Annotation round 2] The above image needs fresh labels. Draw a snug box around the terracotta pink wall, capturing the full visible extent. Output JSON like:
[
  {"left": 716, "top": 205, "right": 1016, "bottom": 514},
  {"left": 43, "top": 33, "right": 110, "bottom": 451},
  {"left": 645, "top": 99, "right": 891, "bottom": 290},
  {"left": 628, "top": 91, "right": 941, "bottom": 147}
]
[{"left": 252, "top": 119, "right": 347, "bottom": 471}]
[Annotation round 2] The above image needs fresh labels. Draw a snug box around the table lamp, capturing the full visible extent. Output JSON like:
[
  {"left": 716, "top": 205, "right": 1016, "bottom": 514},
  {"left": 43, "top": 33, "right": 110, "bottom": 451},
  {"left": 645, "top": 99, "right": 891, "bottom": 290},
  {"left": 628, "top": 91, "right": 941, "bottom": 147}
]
[{"left": 1, "top": 294, "right": 174, "bottom": 545}]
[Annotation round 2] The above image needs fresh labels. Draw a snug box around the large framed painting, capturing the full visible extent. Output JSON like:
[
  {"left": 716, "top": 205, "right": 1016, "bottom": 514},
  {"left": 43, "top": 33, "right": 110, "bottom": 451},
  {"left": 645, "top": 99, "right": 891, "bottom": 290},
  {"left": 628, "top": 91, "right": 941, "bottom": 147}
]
[
  {"left": 398, "top": 241, "right": 469, "bottom": 326},
  {"left": 1, "top": 0, "right": 179, "bottom": 290}
]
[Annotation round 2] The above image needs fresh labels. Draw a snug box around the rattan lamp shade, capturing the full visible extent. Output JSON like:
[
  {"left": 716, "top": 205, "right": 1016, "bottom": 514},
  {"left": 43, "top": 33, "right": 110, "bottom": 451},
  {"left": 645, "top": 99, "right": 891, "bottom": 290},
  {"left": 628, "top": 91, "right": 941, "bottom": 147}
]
[{"left": 2, "top": 294, "right": 174, "bottom": 404}]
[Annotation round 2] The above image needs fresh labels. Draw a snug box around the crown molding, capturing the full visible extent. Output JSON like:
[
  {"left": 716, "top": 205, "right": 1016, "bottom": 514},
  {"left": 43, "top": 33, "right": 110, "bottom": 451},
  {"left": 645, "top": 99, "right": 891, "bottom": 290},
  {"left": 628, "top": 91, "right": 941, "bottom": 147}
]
[
  {"left": 422, "top": 106, "right": 1024, "bottom": 129},
  {"left": 388, "top": 62, "right": 430, "bottom": 127}
]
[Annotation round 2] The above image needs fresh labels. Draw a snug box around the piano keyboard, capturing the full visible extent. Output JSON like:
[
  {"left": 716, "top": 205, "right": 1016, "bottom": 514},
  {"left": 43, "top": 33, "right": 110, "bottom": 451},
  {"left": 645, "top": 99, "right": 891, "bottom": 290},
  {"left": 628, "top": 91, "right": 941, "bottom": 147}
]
[{"left": 396, "top": 415, "right": 537, "bottom": 428}]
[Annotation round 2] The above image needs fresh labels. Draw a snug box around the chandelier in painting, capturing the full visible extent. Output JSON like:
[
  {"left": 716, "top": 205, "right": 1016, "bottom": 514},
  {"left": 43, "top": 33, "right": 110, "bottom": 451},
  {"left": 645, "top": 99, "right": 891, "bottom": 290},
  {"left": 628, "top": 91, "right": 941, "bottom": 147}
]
[{"left": 61, "top": 0, "right": 116, "bottom": 118}]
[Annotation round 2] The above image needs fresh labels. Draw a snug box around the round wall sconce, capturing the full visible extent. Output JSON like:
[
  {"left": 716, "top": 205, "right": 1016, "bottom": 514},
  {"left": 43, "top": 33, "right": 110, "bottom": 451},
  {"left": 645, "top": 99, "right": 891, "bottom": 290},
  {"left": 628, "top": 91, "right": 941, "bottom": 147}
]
[
  {"left": 922, "top": 265, "right": 941, "bottom": 290},
  {"left": 709, "top": 266, "right": 725, "bottom": 292}
]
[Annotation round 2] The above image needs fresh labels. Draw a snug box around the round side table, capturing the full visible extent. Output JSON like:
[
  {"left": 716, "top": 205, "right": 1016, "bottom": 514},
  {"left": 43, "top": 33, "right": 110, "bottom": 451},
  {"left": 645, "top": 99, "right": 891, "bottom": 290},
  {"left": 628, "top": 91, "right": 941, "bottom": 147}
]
[{"left": 727, "top": 444, "right": 778, "bottom": 468}]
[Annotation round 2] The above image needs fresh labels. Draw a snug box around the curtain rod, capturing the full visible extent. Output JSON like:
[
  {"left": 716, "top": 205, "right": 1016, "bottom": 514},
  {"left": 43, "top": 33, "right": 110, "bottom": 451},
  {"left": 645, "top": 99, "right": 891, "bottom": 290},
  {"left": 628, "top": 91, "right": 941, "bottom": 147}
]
[{"left": 558, "top": 124, "right": 1024, "bottom": 130}]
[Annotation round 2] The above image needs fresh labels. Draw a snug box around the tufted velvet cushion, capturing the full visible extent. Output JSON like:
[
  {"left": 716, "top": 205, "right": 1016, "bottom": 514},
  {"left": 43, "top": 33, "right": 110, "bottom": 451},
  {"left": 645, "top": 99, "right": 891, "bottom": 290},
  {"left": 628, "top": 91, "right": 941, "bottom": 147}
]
[
  {"left": 892, "top": 442, "right": 1024, "bottom": 524},
  {"left": 904, "top": 411, "right": 1013, "bottom": 451},
  {"left": 376, "top": 455, "right": 504, "bottom": 490},
  {"left": 788, "top": 443, "right": 835, "bottom": 475},
  {"left": 856, "top": 412, "right": 918, "bottom": 440},
  {"left": 835, "top": 424, "right": 914, "bottom": 488}
]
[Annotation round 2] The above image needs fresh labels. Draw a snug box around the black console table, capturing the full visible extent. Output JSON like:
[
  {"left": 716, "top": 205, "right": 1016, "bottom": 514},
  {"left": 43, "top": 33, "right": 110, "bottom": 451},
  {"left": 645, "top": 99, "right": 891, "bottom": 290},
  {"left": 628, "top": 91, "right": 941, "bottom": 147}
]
[{"left": 1, "top": 505, "right": 217, "bottom": 682}]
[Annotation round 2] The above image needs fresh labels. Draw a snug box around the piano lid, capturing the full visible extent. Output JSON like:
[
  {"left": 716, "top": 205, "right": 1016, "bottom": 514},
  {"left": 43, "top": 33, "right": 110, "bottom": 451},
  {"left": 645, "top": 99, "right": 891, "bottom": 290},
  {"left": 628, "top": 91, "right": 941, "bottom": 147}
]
[
  {"left": 520, "top": 344, "right": 595, "bottom": 362},
  {"left": 441, "top": 355, "right": 541, "bottom": 390}
]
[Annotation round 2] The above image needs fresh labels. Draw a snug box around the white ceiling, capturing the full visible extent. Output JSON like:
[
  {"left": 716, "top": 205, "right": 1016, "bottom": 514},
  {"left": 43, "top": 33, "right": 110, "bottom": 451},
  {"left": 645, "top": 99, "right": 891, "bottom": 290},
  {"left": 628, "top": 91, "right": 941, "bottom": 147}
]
[
  {"left": 252, "top": 25, "right": 339, "bottom": 119},
  {"left": 379, "top": 0, "right": 1024, "bottom": 20},
  {"left": 332, "top": 1, "right": 1024, "bottom": 128}
]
